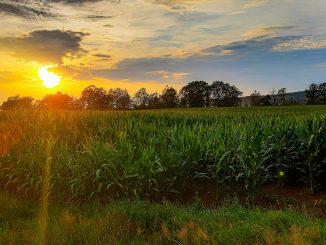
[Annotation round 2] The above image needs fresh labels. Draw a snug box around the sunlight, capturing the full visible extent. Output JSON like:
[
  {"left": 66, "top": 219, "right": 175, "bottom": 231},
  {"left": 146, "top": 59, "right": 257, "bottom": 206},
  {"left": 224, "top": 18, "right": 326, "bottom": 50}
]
[{"left": 38, "top": 65, "right": 61, "bottom": 88}]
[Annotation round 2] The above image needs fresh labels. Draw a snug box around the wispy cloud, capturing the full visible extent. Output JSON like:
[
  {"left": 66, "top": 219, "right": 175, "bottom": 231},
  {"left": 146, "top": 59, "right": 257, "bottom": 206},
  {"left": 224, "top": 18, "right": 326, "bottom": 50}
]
[
  {"left": 243, "top": 26, "right": 295, "bottom": 39},
  {"left": 83, "top": 15, "right": 115, "bottom": 21},
  {"left": 272, "top": 38, "right": 326, "bottom": 52},
  {"left": 242, "top": 0, "right": 269, "bottom": 10},
  {"left": 147, "top": 70, "right": 189, "bottom": 81}
]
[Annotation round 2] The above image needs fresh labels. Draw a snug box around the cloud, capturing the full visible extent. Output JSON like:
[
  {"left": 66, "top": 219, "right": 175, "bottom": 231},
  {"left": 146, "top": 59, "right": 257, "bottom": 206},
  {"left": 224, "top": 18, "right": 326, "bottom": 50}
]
[
  {"left": 93, "top": 56, "right": 183, "bottom": 82},
  {"left": 148, "top": 0, "right": 210, "bottom": 12},
  {"left": 243, "top": 26, "right": 295, "bottom": 39},
  {"left": 94, "top": 54, "right": 112, "bottom": 58},
  {"left": 93, "top": 54, "right": 112, "bottom": 61},
  {"left": 83, "top": 15, "right": 114, "bottom": 21},
  {"left": 0, "top": 1, "right": 56, "bottom": 18},
  {"left": 0, "top": 30, "right": 88, "bottom": 64},
  {"left": 0, "top": 0, "right": 119, "bottom": 19},
  {"left": 201, "top": 36, "right": 307, "bottom": 56},
  {"left": 242, "top": 0, "right": 269, "bottom": 10},
  {"left": 147, "top": 70, "right": 189, "bottom": 81},
  {"left": 150, "top": 0, "right": 203, "bottom": 5},
  {"left": 46, "top": 0, "right": 117, "bottom": 4},
  {"left": 92, "top": 35, "right": 323, "bottom": 84},
  {"left": 272, "top": 38, "right": 326, "bottom": 52}
]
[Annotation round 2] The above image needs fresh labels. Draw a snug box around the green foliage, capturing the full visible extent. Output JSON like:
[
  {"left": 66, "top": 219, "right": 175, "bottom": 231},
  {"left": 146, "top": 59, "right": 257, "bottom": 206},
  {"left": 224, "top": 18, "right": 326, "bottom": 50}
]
[{"left": 0, "top": 106, "right": 326, "bottom": 204}]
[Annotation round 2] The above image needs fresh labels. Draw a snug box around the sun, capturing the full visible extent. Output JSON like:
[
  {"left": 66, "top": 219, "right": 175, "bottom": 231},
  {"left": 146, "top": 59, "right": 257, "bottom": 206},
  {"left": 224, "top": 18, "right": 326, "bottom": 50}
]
[{"left": 38, "top": 65, "right": 61, "bottom": 88}]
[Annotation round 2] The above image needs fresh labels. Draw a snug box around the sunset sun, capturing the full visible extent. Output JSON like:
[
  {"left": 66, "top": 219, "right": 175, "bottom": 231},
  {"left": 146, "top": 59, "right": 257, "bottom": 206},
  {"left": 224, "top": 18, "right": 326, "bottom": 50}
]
[{"left": 38, "top": 66, "right": 61, "bottom": 88}]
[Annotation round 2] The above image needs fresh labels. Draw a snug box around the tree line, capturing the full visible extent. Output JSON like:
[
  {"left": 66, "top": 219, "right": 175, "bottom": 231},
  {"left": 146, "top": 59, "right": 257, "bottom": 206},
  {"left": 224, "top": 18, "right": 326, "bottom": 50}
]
[
  {"left": 248, "top": 82, "right": 326, "bottom": 107},
  {"left": 305, "top": 83, "right": 326, "bottom": 105},
  {"left": 0, "top": 81, "right": 242, "bottom": 110},
  {"left": 249, "top": 88, "right": 289, "bottom": 106},
  {"left": 1, "top": 81, "right": 325, "bottom": 110}
]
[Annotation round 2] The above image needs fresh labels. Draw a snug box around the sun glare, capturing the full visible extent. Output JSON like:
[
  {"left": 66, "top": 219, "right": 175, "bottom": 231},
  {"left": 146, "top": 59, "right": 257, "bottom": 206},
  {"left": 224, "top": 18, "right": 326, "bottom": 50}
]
[{"left": 38, "top": 66, "right": 61, "bottom": 88}]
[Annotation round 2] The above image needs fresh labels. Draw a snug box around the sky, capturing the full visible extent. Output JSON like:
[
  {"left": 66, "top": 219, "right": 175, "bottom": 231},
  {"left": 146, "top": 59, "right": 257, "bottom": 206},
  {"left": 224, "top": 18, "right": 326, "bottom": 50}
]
[{"left": 0, "top": 0, "right": 325, "bottom": 102}]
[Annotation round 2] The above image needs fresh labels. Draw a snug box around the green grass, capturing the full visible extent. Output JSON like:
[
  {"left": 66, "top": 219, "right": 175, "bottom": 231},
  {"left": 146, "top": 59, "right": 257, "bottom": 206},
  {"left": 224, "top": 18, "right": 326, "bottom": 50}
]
[{"left": 0, "top": 192, "right": 325, "bottom": 244}]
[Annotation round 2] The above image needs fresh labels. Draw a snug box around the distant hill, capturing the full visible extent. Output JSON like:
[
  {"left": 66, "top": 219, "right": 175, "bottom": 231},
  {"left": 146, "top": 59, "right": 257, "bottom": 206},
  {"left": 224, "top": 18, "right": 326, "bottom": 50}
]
[
  {"left": 285, "top": 91, "right": 306, "bottom": 102},
  {"left": 241, "top": 91, "right": 306, "bottom": 107}
]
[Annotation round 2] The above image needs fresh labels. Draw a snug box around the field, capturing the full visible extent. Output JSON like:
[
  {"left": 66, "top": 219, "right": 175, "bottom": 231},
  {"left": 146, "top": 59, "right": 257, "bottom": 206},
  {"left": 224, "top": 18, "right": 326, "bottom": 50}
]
[{"left": 1, "top": 106, "right": 326, "bottom": 244}]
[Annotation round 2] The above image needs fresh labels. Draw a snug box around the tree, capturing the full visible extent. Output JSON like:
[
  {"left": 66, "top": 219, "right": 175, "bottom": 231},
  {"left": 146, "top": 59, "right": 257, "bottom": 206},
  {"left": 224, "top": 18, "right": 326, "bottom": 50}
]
[
  {"left": 109, "top": 88, "right": 131, "bottom": 109},
  {"left": 1, "top": 96, "right": 34, "bottom": 110},
  {"left": 257, "top": 94, "right": 272, "bottom": 106},
  {"left": 148, "top": 93, "right": 162, "bottom": 109},
  {"left": 269, "top": 89, "right": 277, "bottom": 105},
  {"left": 38, "top": 92, "right": 79, "bottom": 110},
  {"left": 249, "top": 91, "right": 261, "bottom": 107},
  {"left": 210, "top": 81, "right": 242, "bottom": 107},
  {"left": 318, "top": 82, "right": 326, "bottom": 105},
  {"left": 305, "top": 83, "right": 319, "bottom": 105},
  {"left": 179, "top": 81, "right": 210, "bottom": 107},
  {"left": 277, "top": 88, "right": 287, "bottom": 105},
  {"left": 133, "top": 88, "right": 149, "bottom": 109},
  {"left": 80, "top": 85, "right": 112, "bottom": 110},
  {"left": 161, "top": 86, "right": 178, "bottom": 108}
]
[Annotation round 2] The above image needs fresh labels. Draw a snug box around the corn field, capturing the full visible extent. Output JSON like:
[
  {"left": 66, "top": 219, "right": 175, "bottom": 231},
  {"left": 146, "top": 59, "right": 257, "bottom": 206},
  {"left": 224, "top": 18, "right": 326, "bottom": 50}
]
[{"left": 0, "top": 106, "right": 326, "bottom": 203}]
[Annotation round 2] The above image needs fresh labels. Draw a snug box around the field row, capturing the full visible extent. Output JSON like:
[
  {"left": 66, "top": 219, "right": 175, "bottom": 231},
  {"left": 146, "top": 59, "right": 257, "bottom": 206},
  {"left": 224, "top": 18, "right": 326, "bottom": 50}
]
[{"left": 0, "top": 106, "right": 326, "bottom": 203}]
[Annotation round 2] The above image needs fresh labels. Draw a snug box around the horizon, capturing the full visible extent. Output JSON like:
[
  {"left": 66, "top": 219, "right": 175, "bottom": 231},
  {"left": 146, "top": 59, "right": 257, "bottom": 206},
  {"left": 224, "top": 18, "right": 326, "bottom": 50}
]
[
  {"left": 0, "top": 0, "right": 325, "bottom": 102},
  {"left": 0, "top": 82, "right": 309, "bottom": 104}
]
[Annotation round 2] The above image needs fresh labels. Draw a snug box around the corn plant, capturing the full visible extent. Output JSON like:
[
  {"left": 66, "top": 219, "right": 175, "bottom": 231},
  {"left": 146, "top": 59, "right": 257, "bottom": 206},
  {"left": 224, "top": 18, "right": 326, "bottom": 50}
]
[{"left": 0, "top": 106, "right": 326, "bottom": 203}]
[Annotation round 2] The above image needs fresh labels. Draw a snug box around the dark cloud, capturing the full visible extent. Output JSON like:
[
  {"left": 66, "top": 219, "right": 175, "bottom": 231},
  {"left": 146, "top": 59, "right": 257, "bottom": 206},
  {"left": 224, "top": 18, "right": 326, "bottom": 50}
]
[
  {"left": 0, "top": 1, "right": 56, "bottom": 18},
  {"left": 202, "top": 36, "right": 302, "bottom": 55},
  {"left": 83, "top": 15, "right": 114, "bottom": 21},
  {"left": 46, "top": 0, "right": 120, "bottom": 4},
  {"left": 262, "top": 26, "right": 296, "bottom": 32},
  {"left": 0, "top": 29, "right": 88, "bottom": 63},
  {"left": 0, "top": 0, "right": 120, "bottom": 19},
  {"left": 94, "top": 54, "right": 112, "bottom": 59},
  {"left": 103, "top": 24, "right": 114, "bottom": 28},
  {"left": 0, "top": 0, "right": 192, "bottom": 20}
]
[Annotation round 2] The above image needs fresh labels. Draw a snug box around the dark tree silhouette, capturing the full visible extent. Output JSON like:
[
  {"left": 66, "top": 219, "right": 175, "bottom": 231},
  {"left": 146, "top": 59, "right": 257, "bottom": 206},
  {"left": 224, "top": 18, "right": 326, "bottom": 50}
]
[
  {"left": 109, "top": 88, "right": 131, "bottom": 109},
  {"left": 161, "top": 86, "right": 178, "bottom": 108},
  {"left": 269, "top": 89, "right": 277, "bottom": 105},
  {"left": 277, "top": 88, "right": 287, "bottom": 105},
  {"left": 318, "top": 82, "right": 326, "bottom": 105},
  {"left": 1, "top": 96, "right": 34, "bottom": 110},
  {"left": 3, "top": 81, "right": 321, "bottom": 110},
  {"left": 257, "top": 94, "right": 272, "bottom": 106},
  {"left": 133, "top": 88, "right": 149, "bottom": 109},
  {"left": 179, "top": 81, "right": 210, "bottom": 107},
  {"left": 210, "top": 81, "right": 242, "bottom": 107},
  {"left": 148, "top": 93, "right": 162, "bottom": 109},
  {"left": 81, "top": 85, "right": 112, "bottom": 110},
  {"left": 305, "top": 83, "right": 319, "bottom": 105},
  {"left": 37, "top": 92, "right": 79, "bottom": 110},
  {"left": 249, "top": 91, "right": 261, "bottom": 107}
]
